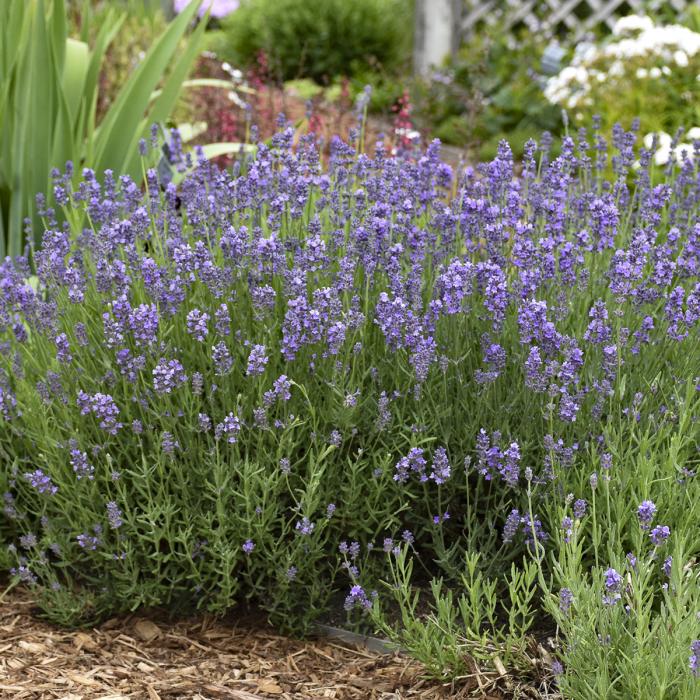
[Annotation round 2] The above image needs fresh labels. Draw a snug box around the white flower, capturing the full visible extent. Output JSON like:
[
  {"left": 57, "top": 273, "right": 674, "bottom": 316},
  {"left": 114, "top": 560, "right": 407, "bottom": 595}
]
[
  {"left": 608, "top": 61, "right": 625, "bottom": 77},
  {"left": 644, "top": 131, "right": 673, "bottom": 149},
  {"left": 662, "top": 66, "right": 671, "bottom": 75},
  {"left": 650, "top": 67, "right": 662, "bottom": 78},
  {"left": 674, "top": 143, "right": 695, "bottom": 161},
  {"left": 654, "top": 147, "right": 671, "bottom": 166},
  {"left": 613, "top": 15, "right": 654, "bottom": 36},
  {"left": 636, "top": 68, "right": 648, "bottom": 79},
  {"left": 687, "top": 127, "right": 700, "bottom": 140},
  {"left": 673, "top": 50, "right": 689, "bottom": 67}
]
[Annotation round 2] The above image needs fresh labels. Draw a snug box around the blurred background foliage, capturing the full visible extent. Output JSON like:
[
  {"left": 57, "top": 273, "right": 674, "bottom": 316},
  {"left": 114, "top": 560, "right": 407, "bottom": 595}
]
[
  {"left": 61, "top": 0, "right": 700, "bottom": 162},
  {"left": 3, "top": 0, "right": 699, "bottom": 256},
  {"left": 210, "top": 0, "right": 411, "bottom": 84}
]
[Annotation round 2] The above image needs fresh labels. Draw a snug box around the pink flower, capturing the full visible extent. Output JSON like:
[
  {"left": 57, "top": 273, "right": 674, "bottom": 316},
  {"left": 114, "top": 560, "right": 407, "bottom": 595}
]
[{"left": 173, "top": 0, "right": 239, "bottom": 19}]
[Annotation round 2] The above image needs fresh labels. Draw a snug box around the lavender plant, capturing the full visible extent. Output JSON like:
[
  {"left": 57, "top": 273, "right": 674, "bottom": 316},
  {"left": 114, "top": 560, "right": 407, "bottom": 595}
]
[{"left": 0, "top": 117, "right": 699, "bottom": 695}]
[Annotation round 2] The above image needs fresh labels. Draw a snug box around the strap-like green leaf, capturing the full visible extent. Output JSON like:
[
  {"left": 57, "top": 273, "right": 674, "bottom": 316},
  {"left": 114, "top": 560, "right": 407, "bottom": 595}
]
[
  {"left": 27, "top": 0, "right": 56, "bottom": 249},
  {"left": 50, "top": 0, "right": 67, "bottom": 70},
  {"left": 94, "top": 0, "right": 202, "bottom": 177},
  {"left": 61, "top": 39, "right": 89, "bottom": 127},
  {"left": 121, "top": 6, "right": 209, "bottom": 177}
]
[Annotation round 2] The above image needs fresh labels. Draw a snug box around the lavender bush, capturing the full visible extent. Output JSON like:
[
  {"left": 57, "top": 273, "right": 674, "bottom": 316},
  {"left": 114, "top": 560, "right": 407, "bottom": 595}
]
[{"left": 1, "top": 120, "right": 699, "bottom": 697}]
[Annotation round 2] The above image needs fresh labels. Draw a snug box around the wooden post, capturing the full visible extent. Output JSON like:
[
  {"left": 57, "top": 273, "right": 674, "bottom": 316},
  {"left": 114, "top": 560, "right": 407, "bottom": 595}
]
[
  {"left": 413, "top": 0, "right": 459, "bottom": 75},
  {"left": 161, "top": 0, "right": 176, "bottom": 20}
]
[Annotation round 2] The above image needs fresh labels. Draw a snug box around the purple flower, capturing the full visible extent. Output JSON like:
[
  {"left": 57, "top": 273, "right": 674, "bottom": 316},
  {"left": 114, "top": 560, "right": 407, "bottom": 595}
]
[
  {"left": 161, "top": 431, "right": 179, "bottom": 455},
  {"left": 246, "top": 344, "right": 269, "bottom": 376},
  {"left": 10, "top": 564, "right": 37, "bottom": 585},
  {"left": 429, "top": 447, "right": 451, "bottom": 484},
  {"left": 198, "top": 413, "right": 211, "bottom": 432},
  {"left": 559, "top": 587, "right": 574, "bottom": 614},
  {"left": 215, "top": 413, "right": 241, "bottom": 443},
  {"left": 106, "top": 501, "right": 123, "bottom": 529},
  {"left": 561, "top": 515, "right": 574, "bottom": 543},
  {"left": 650, "top": 525, "right": 670, "bottom": 546},
  {"left": 602, "top": 567, "right": 623, "bottom": 606},
  {"left": 394, "top": 447, "right": 427, "bottom": 483},
  {"left": 191, "top": 372, "right": 204, "bottom": 395},
  {"left": 376, "top": 391, "right": 392, "bottom": 430},
  {"left": 152, "top": 359, "right": 187, "bottom": 394},
  {"left": 604, "top": 567, "right": 622, "bottom": 590},
  {"left": 129, "top": 303, "right": 159, "bottom": 345},
  {"left": 584, "top": 300, "right": 612, "bottom": 344},
  {"left": 432, "top": 511, "right": 450, "bottom": 525},
  {"left": 77, "top": 391, "right": 122, "bottom": 434},
  {"left": 503, "top": 509, "right": 521, "bottom": 543},
  {"left": 573, "top": 499, "right": 587, "bottom": 519},
  {"left": 77, "top": 532, "right": 100, "bottom": 550},
  {"left": 214, "top": 303, "right": 230, "bottom": 335},
  {"left": 174, "top": 0, "right": 239, "bottom": 19},
  {"left": 690, "top": 640, "right": 700, "bottom": 677},
  {"left": 637, "top": 500, "right": 656, "bottom": 529},
  {"left": 264, "top": 374, "right": 291, "bottom": 405},
  {"left": 344, "top": 391, "right": 359, "bottom": 408},
  {"left": 242, "top": 539, "right": 255, "bottom": 554},
  {"left": 295, "top": 517, "right": 315, "bottom": 536},
  {"left": 522, "top": 513, "right": 549, "bottom": 550},
  {"left": 344, "top": 584, "right": 372, "bottom": 612},
  {"left": 212, "top": 342, "right": 233, "bottom": 376},
  {"left": 24, "top": 470, "right": 58, "bottom": 496},
  {"left": 70, "top": 447, "right": 94, "bottom": 480},
  {"left": 19, "top": 533, "right": 37, "bottom": 549},
  {"left": 186, "top": 309, "right": 210, "bottom": 342},
  {"left": 55, "top": 333, "right": 72, "bottom": 363}
]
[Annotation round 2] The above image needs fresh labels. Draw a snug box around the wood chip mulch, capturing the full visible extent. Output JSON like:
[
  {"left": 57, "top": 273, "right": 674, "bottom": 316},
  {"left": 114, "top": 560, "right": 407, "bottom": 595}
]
[{"left": 0, "top": 587, "right": 513, "bottom": 700}]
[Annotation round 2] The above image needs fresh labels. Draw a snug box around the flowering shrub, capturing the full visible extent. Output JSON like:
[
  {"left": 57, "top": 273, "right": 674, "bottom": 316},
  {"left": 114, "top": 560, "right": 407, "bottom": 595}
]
[
  {"left": 545, "top": 14, "right": 700, "bottom": 141},
  {"left": 1, "top": 120, "right": 699, "bottom": 693}
]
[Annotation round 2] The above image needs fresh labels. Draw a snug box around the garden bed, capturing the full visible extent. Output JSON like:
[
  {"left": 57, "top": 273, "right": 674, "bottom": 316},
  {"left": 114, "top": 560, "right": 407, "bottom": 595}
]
[{"left": 0, "top": 588, "right": 521, "bottom": 699}]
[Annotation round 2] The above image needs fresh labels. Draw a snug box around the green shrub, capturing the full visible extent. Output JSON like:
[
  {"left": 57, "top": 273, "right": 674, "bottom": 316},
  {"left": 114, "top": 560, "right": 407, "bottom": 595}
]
[
  {"left": 411, "top": 29, "right": 562, "bottom": 154},
  {"left": 216, "top": 0, "right": 410, "bottom": 83},
  {"left": 1, "top": 125, "right": 699, "bottom": 696}
]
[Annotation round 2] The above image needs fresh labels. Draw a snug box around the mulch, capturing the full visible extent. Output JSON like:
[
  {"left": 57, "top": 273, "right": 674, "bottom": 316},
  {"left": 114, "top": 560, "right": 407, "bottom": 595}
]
[{"left": 0, "top": 587, "right": 540, "bottom": 700}]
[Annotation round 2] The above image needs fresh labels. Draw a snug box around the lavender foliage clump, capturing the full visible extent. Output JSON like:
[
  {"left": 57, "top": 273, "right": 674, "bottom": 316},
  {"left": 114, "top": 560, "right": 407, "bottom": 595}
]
[{"left": 0, "top": 123, "right": 698, "bottom": 674}]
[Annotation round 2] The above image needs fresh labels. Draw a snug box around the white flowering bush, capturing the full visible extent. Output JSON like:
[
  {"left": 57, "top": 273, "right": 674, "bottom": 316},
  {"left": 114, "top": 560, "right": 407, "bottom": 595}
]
[{"left": 545, "top": 15, "right": 700, "bottom": 140}]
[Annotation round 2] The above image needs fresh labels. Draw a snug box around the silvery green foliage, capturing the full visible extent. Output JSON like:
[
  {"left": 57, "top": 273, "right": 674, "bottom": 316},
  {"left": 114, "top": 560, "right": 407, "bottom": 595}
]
[{"left": 0, "top": 123, "right": 699, "bottom": 694}]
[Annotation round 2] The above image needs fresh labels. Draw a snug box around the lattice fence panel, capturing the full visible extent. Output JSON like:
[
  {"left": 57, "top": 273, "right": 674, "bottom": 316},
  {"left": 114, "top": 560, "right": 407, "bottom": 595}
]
[{"left": 461, "top": 0, "right": 693, "bottom": 41}]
